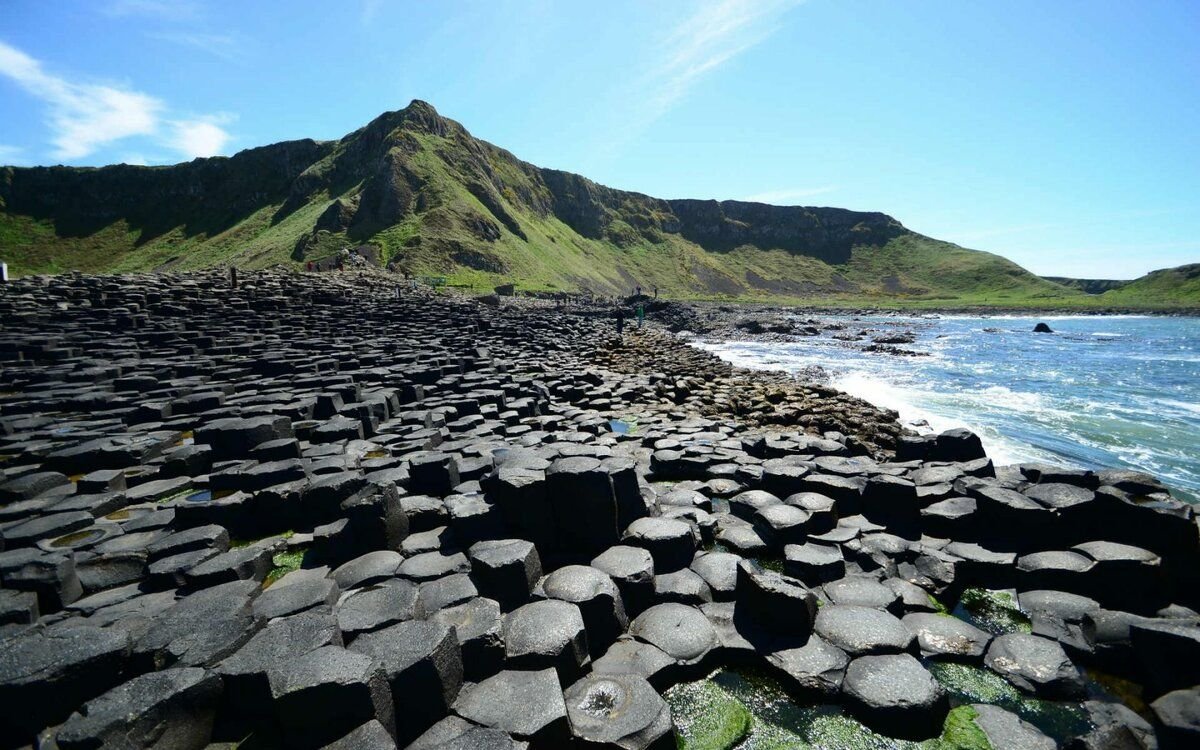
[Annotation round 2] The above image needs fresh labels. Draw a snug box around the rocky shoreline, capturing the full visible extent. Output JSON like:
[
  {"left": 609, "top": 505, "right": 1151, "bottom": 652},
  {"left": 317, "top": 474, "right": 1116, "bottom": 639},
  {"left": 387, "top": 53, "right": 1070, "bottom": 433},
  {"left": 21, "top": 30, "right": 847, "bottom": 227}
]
[{"left": 1, "top": 270, "right": 1197, "bottom": 749}]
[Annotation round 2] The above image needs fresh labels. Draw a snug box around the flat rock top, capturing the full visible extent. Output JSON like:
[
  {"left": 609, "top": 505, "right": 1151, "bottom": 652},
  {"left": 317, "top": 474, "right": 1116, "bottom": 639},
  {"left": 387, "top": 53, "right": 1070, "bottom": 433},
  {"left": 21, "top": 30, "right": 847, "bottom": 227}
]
[
  {"left": 814, "top": 605, "right": 914, "bottom": 655},
  {"left": 453, "top": 668, "right": 566, "bottom": 737},
  {"left": 843, "top": 653, "right": 944, "bottom": 708},
  {"left": 628, "top": 603, "right": 717, "bottom": 662}
]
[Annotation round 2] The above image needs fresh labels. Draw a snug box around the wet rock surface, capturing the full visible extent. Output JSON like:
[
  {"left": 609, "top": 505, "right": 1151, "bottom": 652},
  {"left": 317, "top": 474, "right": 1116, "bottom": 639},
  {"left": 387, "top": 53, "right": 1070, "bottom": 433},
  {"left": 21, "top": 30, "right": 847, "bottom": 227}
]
[{"left": 0, "top": 270, "right": 1195, "bottom": 748}]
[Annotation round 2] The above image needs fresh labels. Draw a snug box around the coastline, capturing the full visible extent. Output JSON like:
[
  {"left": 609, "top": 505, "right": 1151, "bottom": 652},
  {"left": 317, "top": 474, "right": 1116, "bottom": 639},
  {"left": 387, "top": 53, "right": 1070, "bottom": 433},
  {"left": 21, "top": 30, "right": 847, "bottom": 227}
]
[{"left": 0, "top": 269, "right": 1197, "bottom": 749}]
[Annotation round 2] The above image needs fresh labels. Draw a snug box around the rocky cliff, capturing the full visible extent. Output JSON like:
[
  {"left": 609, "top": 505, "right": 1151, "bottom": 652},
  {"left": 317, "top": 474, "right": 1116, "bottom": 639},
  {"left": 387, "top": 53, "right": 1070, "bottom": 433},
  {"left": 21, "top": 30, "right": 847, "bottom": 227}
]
[{"left": 0, "top": 100, "right": 1080, "bottom": 304}]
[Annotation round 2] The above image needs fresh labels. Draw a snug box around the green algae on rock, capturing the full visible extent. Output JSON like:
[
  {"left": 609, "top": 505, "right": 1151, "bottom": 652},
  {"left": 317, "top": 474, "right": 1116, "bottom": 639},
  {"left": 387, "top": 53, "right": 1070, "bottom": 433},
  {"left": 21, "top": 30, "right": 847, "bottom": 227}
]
[
  {"left": 953, "top": 588, "right": 1033, "bottom": 635},
  {"left": 666, "top": 679, "right": 752, "bottom": 749}
]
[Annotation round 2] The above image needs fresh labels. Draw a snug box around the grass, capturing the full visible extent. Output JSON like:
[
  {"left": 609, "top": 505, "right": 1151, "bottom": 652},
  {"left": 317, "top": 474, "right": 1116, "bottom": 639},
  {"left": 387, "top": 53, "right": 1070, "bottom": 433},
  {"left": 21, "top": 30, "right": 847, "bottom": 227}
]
[{"left": 4, "top": 104, "right": 1196, "bottom": 310}]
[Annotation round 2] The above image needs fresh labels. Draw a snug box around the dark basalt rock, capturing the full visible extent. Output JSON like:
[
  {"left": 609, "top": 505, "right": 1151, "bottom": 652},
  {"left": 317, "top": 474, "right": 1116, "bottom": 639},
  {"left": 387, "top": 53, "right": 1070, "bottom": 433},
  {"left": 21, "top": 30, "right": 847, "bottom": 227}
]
[
  {"left": 842, "top": 653, "right": 948, "bottom": 739},
  {"left": 0, "top": 270, "right": 1194, "bottom": 747},
  {"left": 468, "top": 538, "right": 542, "bottom": 611},
  {"left": 971, "top": 704, "right": 1056, "bottom": 750},
  {"left": 56, "top": 667, "right": 222, "bottom": 750},
  {"left": 349, "top": 620, "right": 464, "bottom": 746},
  {"left": 814, "top": 605, "right": 915, "bottom": 656},
  {"left": 564, "top": 672, "right": 676, "bottom": 749},
  {"left": 429, "top": 596, "right": 505, "bottom": 682},
  {"left": 538, "top": 564, "right": 628, "bottom": 657},
  {"left": 503, "top": 599, "right": 590, "bottom": 681},
  {"left": 0, "top": 625, "right": 132, "bottom": 743},
  {"left": 621, "top": 517, "right": 697, "bottom": 573},
  {"left": 452, "top": 668, "right": 570, "bottom": 746},
  {"left": 216, "top": 610, "right": 342, "bottom": 725},
  {"left": 903, "top": 612, "right": 992, "bottom": 661},
  {"left": 270, "top": 645, "right": 397, "bottom": 749},
  {"left": 1150, "top": 686, "right": 1200, "bottom": 750},
  {"left": 765, "top": 633, "right": 850, "bottom": 699},
  {"left": 734, "top": 559, "right": 817, "bottom": 637},
  {"left": 984, "top": 632, "right": 1086, "bottom": 699}
]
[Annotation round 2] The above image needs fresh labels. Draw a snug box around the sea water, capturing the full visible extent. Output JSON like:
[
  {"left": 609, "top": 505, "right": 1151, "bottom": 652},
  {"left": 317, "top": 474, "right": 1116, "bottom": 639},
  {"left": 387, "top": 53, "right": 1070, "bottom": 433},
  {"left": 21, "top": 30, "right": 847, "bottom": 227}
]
[{"left": 696, "top": 315, "right": 1200, "bottom": 503}]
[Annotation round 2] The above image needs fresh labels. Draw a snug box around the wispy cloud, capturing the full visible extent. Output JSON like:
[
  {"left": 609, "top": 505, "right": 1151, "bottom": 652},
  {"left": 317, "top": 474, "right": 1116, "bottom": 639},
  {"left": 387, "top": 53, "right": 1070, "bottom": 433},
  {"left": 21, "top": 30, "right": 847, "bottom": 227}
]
[
  {"left": 0, "top": 144, "right": 30, "bottom": 166},
  {"left": 147, "top": 31, "right": 243, "bottom": 61},
  {"left": 740, "top": 185, "right": 838, "bottom": 204},
  {"left": 104, "top": 0, "right": 200, "bottom": 21},
  {"left": 587, "top": 0, "right": 802, "bottom": 164},
  {"left": 0, "top": 40, "right": 234, "bottom": 162},
  {"left": 641, "top": 0, "right": 803, "bottom": 122}
]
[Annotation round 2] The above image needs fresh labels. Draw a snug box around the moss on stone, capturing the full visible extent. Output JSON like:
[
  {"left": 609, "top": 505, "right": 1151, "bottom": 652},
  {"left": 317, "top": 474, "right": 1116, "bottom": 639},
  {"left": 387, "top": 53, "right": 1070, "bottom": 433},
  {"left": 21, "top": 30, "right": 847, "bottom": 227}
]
[
  {"left": 264, "top": 548, "right": 307, "bottom": 588},
  {"left": 955, "top": 588, "right": 1032, "bottom": 634},
  {"left": 929, "top": 662, "right": 1089, "bottom": 743},
  {"left": 666, "top": 679, "right": 753, "bottom": 750},
  {"left": 938, "top": 706, "right": 992, "bottom": 750}
]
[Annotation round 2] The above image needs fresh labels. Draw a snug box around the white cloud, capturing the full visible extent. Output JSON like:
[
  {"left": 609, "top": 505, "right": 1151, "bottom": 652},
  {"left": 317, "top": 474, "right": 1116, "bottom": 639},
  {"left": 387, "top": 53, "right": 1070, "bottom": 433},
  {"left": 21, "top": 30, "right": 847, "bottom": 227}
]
[
  {"left": 740, "top": 185, "right": 838, "bottom": 204},
  {"left": 643, "top": 0, "right": 803, "bottom": 121},
  {"left": 170, "top": 117, "right": 233, "bottom": 159},
  {"left": 0, "top": 40, "right": 233, "bottom": 163}
]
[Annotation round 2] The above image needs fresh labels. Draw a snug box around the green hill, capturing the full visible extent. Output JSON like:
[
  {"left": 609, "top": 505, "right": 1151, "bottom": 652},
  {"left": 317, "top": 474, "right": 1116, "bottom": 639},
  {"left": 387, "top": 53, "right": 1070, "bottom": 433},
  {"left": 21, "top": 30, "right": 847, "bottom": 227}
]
[
  {"left": 0, "top": 100, "right": 1181, "bottom": 308},
  {"left": 1096, "top": 264, "right": 1200, "bottom": 307}
]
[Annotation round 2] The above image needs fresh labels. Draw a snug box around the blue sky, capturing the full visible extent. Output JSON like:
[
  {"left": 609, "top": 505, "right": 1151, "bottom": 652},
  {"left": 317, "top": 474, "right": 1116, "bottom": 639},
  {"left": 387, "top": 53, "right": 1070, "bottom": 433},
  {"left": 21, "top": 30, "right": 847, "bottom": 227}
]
[{"left": 1, "top": 0, "right": 1197, "bottom": 279}]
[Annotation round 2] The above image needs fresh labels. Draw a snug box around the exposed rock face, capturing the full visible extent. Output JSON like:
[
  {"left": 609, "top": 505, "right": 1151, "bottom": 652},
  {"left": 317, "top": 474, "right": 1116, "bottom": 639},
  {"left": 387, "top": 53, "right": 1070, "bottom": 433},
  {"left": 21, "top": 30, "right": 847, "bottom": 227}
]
[
  {"left": 0, "top": 270, "right": 1196, "bottom": 748},
  {"left": 0, "top": 100, "right": 959, "bottom": 297}
]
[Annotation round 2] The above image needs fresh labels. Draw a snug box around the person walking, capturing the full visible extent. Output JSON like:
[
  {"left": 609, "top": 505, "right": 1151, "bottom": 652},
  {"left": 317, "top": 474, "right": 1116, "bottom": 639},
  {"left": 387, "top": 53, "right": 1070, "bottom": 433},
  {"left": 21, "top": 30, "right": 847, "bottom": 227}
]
[
  {"left": 615, "top": 308, "right": 625, "bottom": 338},
  {"left": 637, "top": 303, "right": 645, "bottom": 329}
]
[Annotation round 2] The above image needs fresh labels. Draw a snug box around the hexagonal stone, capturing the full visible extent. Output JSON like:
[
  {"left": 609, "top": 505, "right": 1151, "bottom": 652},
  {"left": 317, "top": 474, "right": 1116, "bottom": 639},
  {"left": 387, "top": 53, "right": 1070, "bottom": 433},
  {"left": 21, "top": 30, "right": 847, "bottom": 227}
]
[
  {"left": 783, "top": 542, "right": 845, "bottom": 587},
  {"left": 398, "top": 551, "right": 470, "bottom": 582},
  {"left": 735, "top": 560, "right": 817, "bottom": 637},
  {"left": 503, "top": 599, "right": 589, "bottom": 681},
  {"left": 627, "top": 603, "right": 717, "bottom": 678},
  {"left": 0, "top": 625, "right": 132, "bottom": 742},
  {"left": 349, "top": 620, "right": 463, "bottom": 746},
  {"left": 253, "top": 574, "right": 339, "bottom": 620},
  {"left": 765, "top": 634, "right": 849, "bottom": 699},
  {"left": 539, "top": 564, "right": 628, "bottom": 657},
  {"left": 823, "top": 576, "right": 902, "bottom": 615},
  {"left": 622, "top": 518, "right": 697, "bottom": 573},
  {"left": 984, "top": 633, "right": 1085, "bottom": 699},
  {"left": 468, "top": 538, "right": 542, "bottom": 611},
  {"left": 591, "top": 638, "right": 677, "bottom": 690},
  {"left": 55, "top": 667, "right": 222, "bottom": 750},
  {"left": 727, "top": 490, "right": 782, "bottom": 522},
  {"left": 132, "top": 578, "right": 263, "bottom": 670},
  {"left": 689, "top": 551, "right": 740, "bottom": 601},
  {"left": 1150, "top": 686, "right": 1200, "bottom": 750},
  {"left": 452, "top": 668, "right": 569, "bottom": 746},
  {"left": 969, "top": 704, "right": 1055, "bottom": 750},
  {"left": 269, "top": 646, "right": 396, "bottom": 749},
  {"left": 430, "top": 597, "right": 505, "bottom": 682},
  {"left": 842, "top": 654, "right": 948, "bottom": 740},
  {"left": 337, "top": 579, "right": 423, "bottom": 640},
  {"left": 902, "top": 613, "right": 992, "bottom": 661},
  {"left": 216, "top": 610, "right": 342, "bottom": 721},
  {"left": 564, "top": 672, "right": 675, "bottom": 750},
  {"left": 591, "top": 545, "right": 655, "bottom": 617},
  {"left": 813, "top": 605, "right": 914, "bottom": 656},
  {"left": 331, "top": 551, "right": 402, "bottom": 590}
]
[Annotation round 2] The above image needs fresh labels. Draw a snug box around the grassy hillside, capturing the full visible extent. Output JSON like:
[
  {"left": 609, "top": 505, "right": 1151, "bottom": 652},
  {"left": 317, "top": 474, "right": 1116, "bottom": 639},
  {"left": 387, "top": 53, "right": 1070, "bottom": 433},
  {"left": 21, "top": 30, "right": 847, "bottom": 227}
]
[
  {"left": 1097, "top": 264, "right": 1200, "bottom": 307},
  {"left": 0, "top": 101, "right": 1191, "bottom": 309}
]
